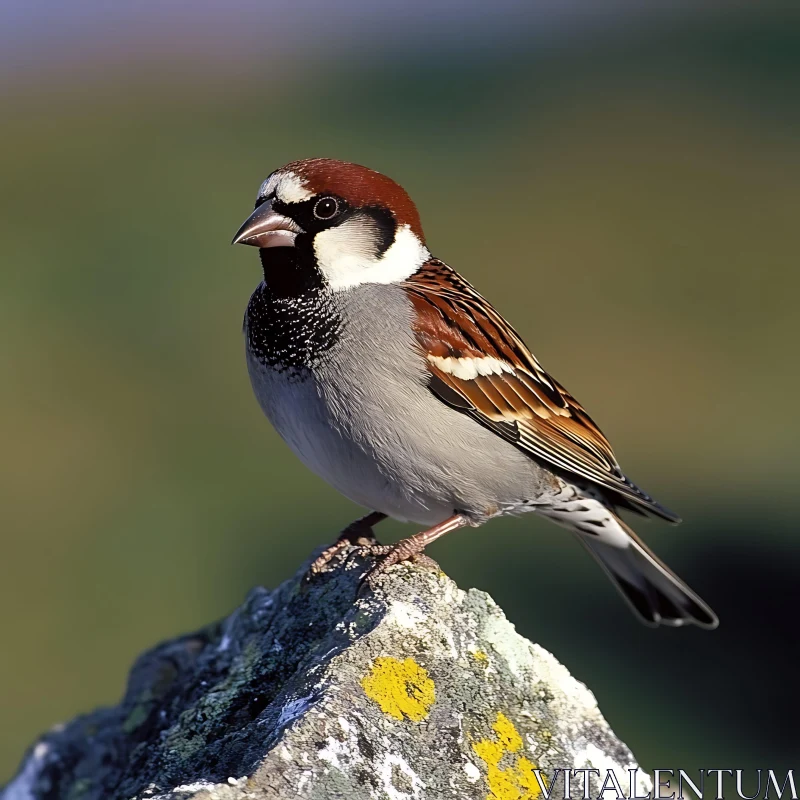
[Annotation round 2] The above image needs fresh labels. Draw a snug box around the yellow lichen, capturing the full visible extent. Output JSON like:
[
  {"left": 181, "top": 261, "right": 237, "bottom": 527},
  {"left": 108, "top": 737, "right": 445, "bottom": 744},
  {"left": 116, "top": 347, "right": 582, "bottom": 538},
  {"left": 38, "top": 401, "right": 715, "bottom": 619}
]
[
  {"left": 473, "top": 650, "right": 489, "bottom": 663},
  {"left": 471, "top": 712, "right": 544, "bottom": 800},
  {"left": 360, "top": 657, "right": 435, "bottom": 722}
]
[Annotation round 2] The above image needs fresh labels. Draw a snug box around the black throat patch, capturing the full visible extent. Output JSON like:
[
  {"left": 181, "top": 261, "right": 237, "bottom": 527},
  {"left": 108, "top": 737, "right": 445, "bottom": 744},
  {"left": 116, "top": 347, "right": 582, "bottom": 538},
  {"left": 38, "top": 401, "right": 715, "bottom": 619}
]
[{"left": 245, "top": 248, "right": 341, "bottom": 376}]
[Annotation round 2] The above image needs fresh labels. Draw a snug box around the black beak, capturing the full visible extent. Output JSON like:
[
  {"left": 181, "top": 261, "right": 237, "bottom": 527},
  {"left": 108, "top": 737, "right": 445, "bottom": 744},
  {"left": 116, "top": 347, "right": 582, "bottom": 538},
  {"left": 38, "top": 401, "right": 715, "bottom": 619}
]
[{"left": 231, "top": 201, "right": 302, "bottom": 248}]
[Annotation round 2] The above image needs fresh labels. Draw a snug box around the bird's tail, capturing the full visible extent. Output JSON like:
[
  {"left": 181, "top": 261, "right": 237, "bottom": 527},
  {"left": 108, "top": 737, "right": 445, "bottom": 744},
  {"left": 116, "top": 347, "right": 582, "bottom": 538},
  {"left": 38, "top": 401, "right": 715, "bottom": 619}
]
[
  {"left": 578, "top": 516, "right": 718, "bottom": 629},
  {"left": 537, "top": 495, "right": 717, "bottom": 628}
]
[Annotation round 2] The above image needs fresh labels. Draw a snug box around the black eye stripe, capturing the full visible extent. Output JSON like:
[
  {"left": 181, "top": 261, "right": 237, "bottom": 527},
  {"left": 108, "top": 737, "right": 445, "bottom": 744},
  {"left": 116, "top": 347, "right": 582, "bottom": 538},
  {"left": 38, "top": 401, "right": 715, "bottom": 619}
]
[{"left": 267, "top": 195, "right": 348, "bottom": 232}]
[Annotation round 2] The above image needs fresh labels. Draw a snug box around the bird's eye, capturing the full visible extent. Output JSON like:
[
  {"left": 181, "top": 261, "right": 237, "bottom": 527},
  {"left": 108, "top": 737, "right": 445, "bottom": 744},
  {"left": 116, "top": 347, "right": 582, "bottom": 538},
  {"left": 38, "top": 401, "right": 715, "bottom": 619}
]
[{"left": 313, "top": 197, "right": 340, "bottom": 220}]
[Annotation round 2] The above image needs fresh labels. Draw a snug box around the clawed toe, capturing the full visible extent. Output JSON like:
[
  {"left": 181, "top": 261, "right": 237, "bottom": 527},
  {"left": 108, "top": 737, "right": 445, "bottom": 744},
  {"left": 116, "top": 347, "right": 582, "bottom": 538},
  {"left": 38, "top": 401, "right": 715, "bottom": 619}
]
[
  {"left": 310, "top": 513, "right": 462, "bottom": 584},
  {"left": 309, "top": 539, "right": 350, "bottom": 575},
  {"left": 409, "top": 553, "right": 439, "bottom": 571},
  {"left": 357, "top": 541, "right": 434, "bottom": 589},
  {"left": 309, "top": 537, "right": 378, "bottom": 575},
  {"left": 308, "top": 512, "right": 388, "bottom": 576},
  {"left": 359, "top": 514, "right": 466, "bottom": 585}
]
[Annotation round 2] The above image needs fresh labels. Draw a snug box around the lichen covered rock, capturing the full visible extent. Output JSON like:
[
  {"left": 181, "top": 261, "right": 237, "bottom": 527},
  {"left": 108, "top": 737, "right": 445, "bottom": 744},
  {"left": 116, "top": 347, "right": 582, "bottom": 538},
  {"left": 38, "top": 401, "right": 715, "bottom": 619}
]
[{"left": 2, "top": 549, "right": 650, "bottom": 800}]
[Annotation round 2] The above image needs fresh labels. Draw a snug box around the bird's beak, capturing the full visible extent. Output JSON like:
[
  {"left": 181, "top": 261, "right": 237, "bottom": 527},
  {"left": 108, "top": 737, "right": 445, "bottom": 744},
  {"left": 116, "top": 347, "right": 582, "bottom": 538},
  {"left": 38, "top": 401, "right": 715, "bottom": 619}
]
[{"left": 231, "top": 201, "right": 302, "bottom": 248}]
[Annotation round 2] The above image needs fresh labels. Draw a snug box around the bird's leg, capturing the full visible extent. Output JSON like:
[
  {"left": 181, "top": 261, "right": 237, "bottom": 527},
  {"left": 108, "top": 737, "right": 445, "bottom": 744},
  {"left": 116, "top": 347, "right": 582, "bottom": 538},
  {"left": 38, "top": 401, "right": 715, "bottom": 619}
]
[
  {"left": 309, "top": 511, "right": 388, "bottom": 574},
  {"left": 363, "top": 514, "right": 469, "bottom": 578}
]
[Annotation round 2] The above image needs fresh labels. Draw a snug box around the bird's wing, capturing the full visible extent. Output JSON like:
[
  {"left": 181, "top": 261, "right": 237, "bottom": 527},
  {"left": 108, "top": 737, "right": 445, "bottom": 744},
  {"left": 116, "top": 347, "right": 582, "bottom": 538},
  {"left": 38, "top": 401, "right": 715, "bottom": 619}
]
[{"left": 401, "top": 258, "right": 679, "bottom": 522}]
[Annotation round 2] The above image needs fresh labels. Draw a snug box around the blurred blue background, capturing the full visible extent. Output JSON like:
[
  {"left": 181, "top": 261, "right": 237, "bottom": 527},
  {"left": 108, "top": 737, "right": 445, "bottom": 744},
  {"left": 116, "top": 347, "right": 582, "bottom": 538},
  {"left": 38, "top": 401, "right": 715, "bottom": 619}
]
[{"left": 1, "top": 0, "right": 798, "bottom": 786}]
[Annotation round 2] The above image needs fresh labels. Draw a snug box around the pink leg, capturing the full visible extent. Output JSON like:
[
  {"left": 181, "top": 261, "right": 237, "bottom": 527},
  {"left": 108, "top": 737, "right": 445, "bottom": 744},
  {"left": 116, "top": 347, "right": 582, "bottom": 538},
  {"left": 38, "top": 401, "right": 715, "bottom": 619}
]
[
  {"left": 364, "top": 514, "right": 469, "bottom": 577},
  {"left": 309, "top": 511, "right": 388, "bottom": 574}
]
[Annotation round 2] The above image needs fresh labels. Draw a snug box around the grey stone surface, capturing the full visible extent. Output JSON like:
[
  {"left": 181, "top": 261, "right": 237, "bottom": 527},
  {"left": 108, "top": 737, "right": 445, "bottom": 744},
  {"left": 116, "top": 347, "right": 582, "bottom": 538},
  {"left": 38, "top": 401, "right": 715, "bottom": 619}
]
[{"left": 2, "top": 548, "right": 651, "bottom": 800}]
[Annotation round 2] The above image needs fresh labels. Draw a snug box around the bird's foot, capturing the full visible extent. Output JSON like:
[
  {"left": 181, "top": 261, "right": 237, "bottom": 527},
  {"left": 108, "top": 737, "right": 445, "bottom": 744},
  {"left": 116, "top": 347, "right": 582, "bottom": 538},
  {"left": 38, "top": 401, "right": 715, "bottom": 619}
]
[
  {"left": 358, "top": 514, "right": 468, "bottom": 586},
  {"left": 358, "top": 539, "right": 433, "bottom": 580},
  {"left": 309, "top": 512, "right": 387, "bottom": 575},
  {"left": 312, "top": 513, "right": 466, "bottom": 586}
]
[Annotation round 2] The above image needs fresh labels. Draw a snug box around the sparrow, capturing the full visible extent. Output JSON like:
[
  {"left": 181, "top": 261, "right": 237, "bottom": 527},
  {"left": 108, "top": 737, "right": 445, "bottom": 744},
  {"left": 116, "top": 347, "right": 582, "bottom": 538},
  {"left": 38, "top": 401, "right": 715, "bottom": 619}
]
[{"left": 232, "top": 158, "right": 718, "bottom": 629}]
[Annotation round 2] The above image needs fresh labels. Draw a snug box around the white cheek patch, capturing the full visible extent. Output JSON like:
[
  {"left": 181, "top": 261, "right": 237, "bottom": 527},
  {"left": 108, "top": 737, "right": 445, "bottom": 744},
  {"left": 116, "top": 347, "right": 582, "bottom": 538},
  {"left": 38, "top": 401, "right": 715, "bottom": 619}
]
[
  {"left": 428, "top": 354, "right": 514, "bottom": 380},
  {"left": 314, "top": 222, "right": 430, "bottom": 292},
  {"left": 258, "top": 171, "right": 313, "bottom": 204},
  {"left": 313, "top": 217, "right": 378, "bottom": 278}
]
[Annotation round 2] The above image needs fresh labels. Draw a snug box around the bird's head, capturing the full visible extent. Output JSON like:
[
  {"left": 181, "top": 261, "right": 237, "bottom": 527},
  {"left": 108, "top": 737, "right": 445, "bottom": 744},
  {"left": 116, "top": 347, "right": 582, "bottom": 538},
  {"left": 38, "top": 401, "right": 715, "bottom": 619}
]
[{"left": 232, "top": 158, "right": 429, "bottom": 291}]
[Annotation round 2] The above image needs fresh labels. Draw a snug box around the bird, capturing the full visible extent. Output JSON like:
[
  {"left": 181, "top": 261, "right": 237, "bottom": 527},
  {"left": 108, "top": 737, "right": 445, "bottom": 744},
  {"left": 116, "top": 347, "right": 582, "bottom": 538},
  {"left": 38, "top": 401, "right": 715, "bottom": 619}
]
[{"left": 231, "top": 157, "right": 718, "bottom": 629}]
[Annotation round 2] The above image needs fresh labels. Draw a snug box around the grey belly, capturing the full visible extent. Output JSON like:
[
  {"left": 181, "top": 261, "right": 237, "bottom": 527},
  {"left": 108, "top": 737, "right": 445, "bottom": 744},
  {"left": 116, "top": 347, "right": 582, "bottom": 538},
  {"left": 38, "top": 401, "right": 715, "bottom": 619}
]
[{"left": 245, "top": 283, "right": 552, "bottom": 527}]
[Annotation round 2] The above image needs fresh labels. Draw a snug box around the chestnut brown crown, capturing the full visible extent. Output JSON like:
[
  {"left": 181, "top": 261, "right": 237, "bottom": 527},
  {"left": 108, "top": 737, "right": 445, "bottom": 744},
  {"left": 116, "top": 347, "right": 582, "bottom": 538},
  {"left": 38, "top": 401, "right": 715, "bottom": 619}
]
[{"left": 280, "top": 158, "right": 425, "bottom": 243}]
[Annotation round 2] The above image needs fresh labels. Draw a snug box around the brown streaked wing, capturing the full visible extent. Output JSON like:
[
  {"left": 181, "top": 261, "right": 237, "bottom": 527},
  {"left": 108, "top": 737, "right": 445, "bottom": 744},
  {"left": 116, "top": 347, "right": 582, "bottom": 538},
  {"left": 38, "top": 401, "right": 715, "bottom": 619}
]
[{"left": 402, "top": 259, "right": 679, "bottom": 522}]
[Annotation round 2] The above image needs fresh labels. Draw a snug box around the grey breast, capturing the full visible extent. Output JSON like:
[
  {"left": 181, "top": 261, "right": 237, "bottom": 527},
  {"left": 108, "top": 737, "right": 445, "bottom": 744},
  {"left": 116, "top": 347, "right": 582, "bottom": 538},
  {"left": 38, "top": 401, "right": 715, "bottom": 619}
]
[{"left": 247, "top": 282, "right": 551, "bottom": 526}]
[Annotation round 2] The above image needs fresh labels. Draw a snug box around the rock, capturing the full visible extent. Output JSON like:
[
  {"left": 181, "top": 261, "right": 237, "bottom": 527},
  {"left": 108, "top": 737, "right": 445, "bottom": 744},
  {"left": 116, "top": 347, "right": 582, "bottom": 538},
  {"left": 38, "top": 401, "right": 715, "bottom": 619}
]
[{"left": 2, "top": 548, "right": 651, "bottom": 800}]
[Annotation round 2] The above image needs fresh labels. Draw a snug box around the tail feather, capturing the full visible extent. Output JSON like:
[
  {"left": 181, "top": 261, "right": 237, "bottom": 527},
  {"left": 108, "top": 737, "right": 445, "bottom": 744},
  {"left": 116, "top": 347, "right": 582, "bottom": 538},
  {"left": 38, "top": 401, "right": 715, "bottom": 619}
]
[{"left": 579, "top": 518, "right": 718, "bottom": 629}]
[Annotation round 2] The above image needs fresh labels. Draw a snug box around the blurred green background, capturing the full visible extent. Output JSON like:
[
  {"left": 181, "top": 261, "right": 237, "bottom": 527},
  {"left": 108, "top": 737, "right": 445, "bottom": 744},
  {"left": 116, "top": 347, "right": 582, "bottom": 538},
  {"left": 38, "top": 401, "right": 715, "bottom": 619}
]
[{"left": 2, "top": 2, "right": 799, "bottom": 787}]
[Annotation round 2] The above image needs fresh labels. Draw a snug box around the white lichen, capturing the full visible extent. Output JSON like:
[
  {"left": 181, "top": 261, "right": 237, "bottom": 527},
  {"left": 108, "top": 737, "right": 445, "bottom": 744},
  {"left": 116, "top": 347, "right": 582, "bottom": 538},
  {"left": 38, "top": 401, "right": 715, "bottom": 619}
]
[
  {"left": 463, "top": 761, "right": 481, "bottom": 782},
  {"left": 317, "top": 733, "right": 359, "bottom": 772},
  {"left": 171, "top": 781, "right": 216, "bottom": 793},
  {"left": 385, "top": 601, "right": 426, "bottom": 630},
  {"left": 375, "top": 752, "right": 423, "bottom": 800}
]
